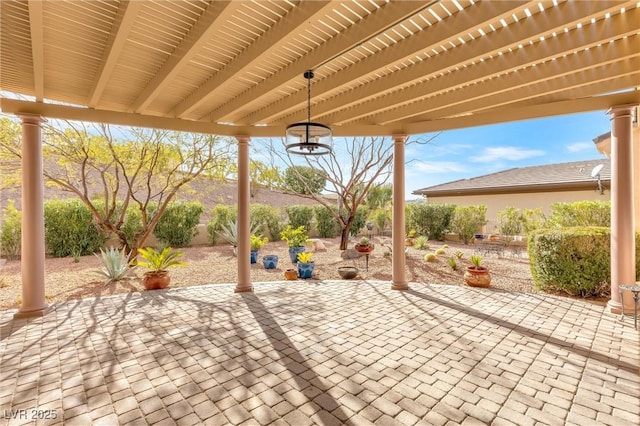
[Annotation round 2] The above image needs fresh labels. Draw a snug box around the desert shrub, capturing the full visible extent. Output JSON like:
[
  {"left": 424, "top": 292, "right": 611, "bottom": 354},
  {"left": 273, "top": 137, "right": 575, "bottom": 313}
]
[
  {"left": 497, "top": 206, "right": 523, "bottom": 236},
  {"left": 450, "top": 205, "right": 487, "bottom": 244},
  {"left": 435, "top": 248, "right": 446, "bottom": 255},
  {"left": 528, "top": 227, "right": 611, "bottom": 297},
  {"left": 0, "top": 200, "right": 21, "bottom": 259},
  {"left": 250, "top": 204, "right": 283, "bottom": 240},
  {"left": 207, "top": 205, "right": 237, "bottom": 245},
  {"left": 314, "top": 205, "right": 339, "bottom": 238},
  {"left": 447, "top": 257, "right": 458, "bottom": 271},
  {"left": 521, "top": 208, "right": 546, "bottom": 234},
  {"left": 286, "top": 205, "right": 314, "bottom": 230},
  {"left": 547, "top": 200, "right": 610, "bottom": 228},
  {"left": 406, "top": 202, "right": 455, "bottom": 241},
  {"left": 424, "top": 252, "right": 437, "bottom": 262},
  {"left": 153, "top": 202, "right": 204, "bottom": 247},
  {"left": 44, "top": 199, "right": 106, "bottom": 258},
  {"left": 350, "top": 206, "right": 369, "bottom": 237},
  {"left": 413, "top": 236, "right": 429, "bottom": 250},
  {"left": 371, "top": 208, "right": 390, "bottom": 234}
]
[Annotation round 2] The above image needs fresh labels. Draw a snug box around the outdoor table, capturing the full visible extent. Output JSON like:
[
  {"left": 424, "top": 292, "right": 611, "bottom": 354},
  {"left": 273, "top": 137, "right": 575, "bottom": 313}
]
[{"left": 619, "top": 283, "right": 640, "bottom": 330}]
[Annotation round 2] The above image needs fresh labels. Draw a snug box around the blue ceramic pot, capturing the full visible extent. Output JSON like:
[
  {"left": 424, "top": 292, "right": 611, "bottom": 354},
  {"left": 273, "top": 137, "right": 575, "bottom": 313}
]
[
  {"left": 262, "top": 255, "right": 278, "bottom": 269},
  {"left": 297, "top": 262, "right": 315, "bottom": 279},
  {"left": 288, "top": 246, "right": 305, "bottom": 263},
  {"left": 250, "top": 251, "right": 258, "bottom": 264}
]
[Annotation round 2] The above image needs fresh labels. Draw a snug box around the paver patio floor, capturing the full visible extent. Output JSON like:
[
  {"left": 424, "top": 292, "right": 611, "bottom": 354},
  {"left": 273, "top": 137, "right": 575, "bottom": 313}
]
[{"left": 1, "top": 281, "right": 638, "bottom": 425}]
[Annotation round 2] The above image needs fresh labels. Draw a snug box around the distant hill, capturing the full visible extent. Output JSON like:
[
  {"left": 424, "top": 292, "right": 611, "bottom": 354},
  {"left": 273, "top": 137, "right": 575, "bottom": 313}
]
[{"left": 0, "top": 178, "right": 323, "bottom": 221}]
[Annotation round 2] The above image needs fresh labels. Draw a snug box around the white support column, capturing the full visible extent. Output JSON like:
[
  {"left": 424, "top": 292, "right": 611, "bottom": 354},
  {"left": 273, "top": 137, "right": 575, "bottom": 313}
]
[
  {"left": 607, "top": 105, "right": 637, "bottom": 313},
  {"left": 391, "top": 134, "right": 408, "bottom": 291},
  {"left": 15, "top": 114, "right": 49, "bottom": 318},
  {"left": 235, "top": 135, "right": 252, "bottom": 293}
]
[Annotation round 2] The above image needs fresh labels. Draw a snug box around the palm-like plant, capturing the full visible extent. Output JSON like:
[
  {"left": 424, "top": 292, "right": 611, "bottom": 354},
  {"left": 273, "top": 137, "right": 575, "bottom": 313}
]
[
  {"left": 94, "top": 247, "right": 133, "bottom": 285},
  {"left": 137, "top": 247, "right": 186, "bottom": 273}
]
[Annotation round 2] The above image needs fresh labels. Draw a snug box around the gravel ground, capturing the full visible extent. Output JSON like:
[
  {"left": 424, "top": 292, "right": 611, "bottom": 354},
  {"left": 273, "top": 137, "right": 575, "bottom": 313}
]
[{"left": 0, "top": 237, "right": 546, "bottom": 311}]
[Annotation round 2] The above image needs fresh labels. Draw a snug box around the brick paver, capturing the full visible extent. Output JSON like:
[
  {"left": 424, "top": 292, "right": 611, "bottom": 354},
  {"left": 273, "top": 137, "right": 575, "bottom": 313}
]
[{"left": 1, "top": 280, "right": 638, "bottom": 425}]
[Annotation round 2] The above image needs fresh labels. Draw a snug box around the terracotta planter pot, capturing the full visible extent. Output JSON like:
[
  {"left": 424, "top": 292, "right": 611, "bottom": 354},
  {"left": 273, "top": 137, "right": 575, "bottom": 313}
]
[
  {"left": 284, "top": 269, "right": 298, "bottom": 280},
  {"left": 464, "top": 267, "right": 491, "bottom": 288},
  {"left": 142, "top": 271, "right": 170, "bottom": 290},
  {"left": 355, "top": 244, "right": 374, "bottom": 254}
]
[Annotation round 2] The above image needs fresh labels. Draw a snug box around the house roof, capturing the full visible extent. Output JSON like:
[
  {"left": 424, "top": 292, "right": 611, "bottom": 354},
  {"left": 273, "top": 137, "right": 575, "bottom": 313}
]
[
  {"left": 413, "top": 158, "right": 611, "bottom": 197},
  {"left": 1, "top": 1, "right": 639, "bottom": 137}
]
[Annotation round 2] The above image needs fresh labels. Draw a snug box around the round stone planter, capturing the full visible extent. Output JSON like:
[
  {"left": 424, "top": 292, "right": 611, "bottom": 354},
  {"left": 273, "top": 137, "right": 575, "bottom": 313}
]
[{"left": 338, "top": 266, "right": 358, "bottom": 279}]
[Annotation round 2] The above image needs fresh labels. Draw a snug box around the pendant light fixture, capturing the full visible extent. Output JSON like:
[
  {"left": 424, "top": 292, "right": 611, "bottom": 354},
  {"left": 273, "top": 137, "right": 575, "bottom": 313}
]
[{"left": 285, "top": 70, "right": 332, "bottom": 156}]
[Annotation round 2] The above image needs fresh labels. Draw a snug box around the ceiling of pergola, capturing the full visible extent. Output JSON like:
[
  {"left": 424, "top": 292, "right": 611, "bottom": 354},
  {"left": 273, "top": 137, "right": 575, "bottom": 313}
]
[{"left": 1, "top": 0, "right": 638, "bottom": 137}]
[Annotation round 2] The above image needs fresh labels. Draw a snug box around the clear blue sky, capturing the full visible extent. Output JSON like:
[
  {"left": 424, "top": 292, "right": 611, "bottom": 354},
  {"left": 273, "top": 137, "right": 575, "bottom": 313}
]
[{"left": 404, "top": 111, "right": 612, "bottom": 200}]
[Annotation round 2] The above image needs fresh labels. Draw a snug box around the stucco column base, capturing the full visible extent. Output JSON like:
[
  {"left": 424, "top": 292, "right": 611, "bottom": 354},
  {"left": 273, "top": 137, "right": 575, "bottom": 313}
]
[
  {"left": 606, "top": 300, "right": 622, "bottom": 315},
  {"left": 14, "top": 305, "right": 52, "bottom": 319},
  {"left": 234, "top": 284, "right": 254, "bottom": 293},
  {"left": 391, "top": 282, "right": 409, "bottom": 291}
]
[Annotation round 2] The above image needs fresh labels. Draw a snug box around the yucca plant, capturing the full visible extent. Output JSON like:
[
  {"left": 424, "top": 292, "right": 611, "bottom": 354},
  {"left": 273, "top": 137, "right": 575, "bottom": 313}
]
[{"left": 94, "top": 247, "right": 133, "bottom": 285}]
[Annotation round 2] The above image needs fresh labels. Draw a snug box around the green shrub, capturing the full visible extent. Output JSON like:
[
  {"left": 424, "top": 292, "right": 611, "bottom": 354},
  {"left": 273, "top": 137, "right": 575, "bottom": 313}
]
[
  {"left": 314, "top": 205, "right": 339, "bottom": 238},
  {"left": 371, "top": 208, "right": 390, "bottom": 234},
  {"left": 528, "top": 227, "right": 611, "bottom": 297},
  {"left": 286, "top": 205, "right": 314, "bottom": 230},
  {"left": 547, "top": 200, "right": 610, "bottom": 228},
  {"left": 206, "top": 205, "right": 237, "bottom": 245},
  {"left": 250, "top": 204, "right": 283, "bottom": 240},
  {"left": 350, "top": 206, "right": 369, "bottom": 237},
  {"left": 497, "top": 206, "right": 523, "bottom": 236},
  {"left": 521, "top": 208, "right": 546, "bottom": 234},
  {"left": 406, "top": 202, "right": 455, "bottom": 241},
  {"left": 447, "top": 257, "right": 458, "bottom": 271},
  {"left": 413, "top": 236, "right": 429, "bottom": 250},
  {"left": 44, "top": 199, "right": 106, "bottom": 258},
  {"left": 450, "top": 205, "right": 487, "bottom": 244},
  {"left": 0, "top": 200, "right": 21, "bottom": 259},
  {"left": 153, "top": 202, "right": 204, "bottom": 247}
]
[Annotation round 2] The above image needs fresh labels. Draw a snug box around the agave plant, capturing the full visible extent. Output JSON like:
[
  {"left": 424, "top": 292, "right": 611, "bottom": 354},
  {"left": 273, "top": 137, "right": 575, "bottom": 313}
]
[
  {"left": 93, "top": 247, "right": 133, "bottom": 285},
  {"left": 217, "top": 219, "right": 262, "bottom": 247}
]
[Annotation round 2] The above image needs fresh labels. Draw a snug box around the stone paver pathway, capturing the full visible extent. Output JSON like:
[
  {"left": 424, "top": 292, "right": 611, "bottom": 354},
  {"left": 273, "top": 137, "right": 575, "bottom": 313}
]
[{"left": 1, "top": 281, "right": 638, "bottom": 425}]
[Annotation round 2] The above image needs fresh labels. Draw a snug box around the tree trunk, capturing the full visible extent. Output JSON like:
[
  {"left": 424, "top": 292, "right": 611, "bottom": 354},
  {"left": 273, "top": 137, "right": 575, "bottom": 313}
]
[{"left": 339, "top": 226, "right": 350, "bottom": 250}]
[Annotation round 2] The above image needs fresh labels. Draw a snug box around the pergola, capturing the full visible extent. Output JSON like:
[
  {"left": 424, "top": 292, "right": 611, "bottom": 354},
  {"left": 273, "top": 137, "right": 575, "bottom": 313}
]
[{"left": 1, "top": 0, "right": 638, "bottom": 318}]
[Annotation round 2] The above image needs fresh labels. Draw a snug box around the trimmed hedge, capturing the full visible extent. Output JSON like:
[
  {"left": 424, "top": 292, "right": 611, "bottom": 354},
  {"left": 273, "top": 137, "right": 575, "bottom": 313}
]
[
  {"left": 206, "top": 205, "right": 237, "bottom": 245},
  {"left": 314, "top": 205, "right": 339, "bottom": 238},
  {"left": 406, "top": 202, "right": 455, "bottom": 241},
  {"left": 285, "top": 205, "right": 314, "bottom": 230},
  {"left": 250, "top": 204, "right": 283, "bottom": 240},
  {"left": 528, "top": 227, "right": 640, "bottom": 297},
  {"left": 0, "top": 200, "right": 21, "bottom": 259}
]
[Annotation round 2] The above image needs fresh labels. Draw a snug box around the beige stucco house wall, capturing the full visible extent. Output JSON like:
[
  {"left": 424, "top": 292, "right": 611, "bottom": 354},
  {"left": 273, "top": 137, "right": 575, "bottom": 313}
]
[{"left": 427, "top": 189, "right": 609, "bottom": 234}]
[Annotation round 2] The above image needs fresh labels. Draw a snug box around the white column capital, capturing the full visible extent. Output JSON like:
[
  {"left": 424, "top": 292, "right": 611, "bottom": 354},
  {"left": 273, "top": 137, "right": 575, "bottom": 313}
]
[
  {"left": 17, "top": 113, "right": 44, "bottom": 125},
  {"left": 606, "top": 104, "right": 638, "bottom": 118}
]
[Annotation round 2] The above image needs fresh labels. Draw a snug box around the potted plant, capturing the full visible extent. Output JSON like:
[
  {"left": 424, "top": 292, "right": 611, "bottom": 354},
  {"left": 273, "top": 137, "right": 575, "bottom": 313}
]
[
  {"left": 464, "top": 255, "right": 491, "bottom": 288},
  {"left": 296, "top": 252, "right": 315, "bottom": 279},
  {"left": 136, "top": 246, "right": 186, "bottom": 290},
  {"left": 405, "top": 229, "right": 416, "bottom": 246},
  {"left": 250, "top": 234, "right": 268, "bottom": 264},
  {"left": 355, "top": 236, "right": 374, "bottom": 254},
  {"left": 280, "top": 225, "right": 309, "bottom": 263}
]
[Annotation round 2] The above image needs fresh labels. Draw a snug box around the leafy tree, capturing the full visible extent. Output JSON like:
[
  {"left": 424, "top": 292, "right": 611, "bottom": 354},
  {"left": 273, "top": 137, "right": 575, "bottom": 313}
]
[
  {"left": 283, "top": 165, "right": 326, "bottom": 194},
  {"left": 366, "top": 184, "right": 392, "bottom": 211},
  {"left": 0, "top": 118, "right": 233, "bottom": 256},
  {"left": 248, "top": 160, "right": 283, "bottom": 197}
]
